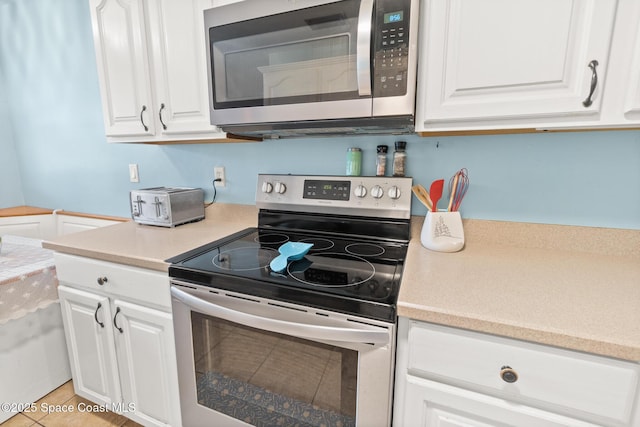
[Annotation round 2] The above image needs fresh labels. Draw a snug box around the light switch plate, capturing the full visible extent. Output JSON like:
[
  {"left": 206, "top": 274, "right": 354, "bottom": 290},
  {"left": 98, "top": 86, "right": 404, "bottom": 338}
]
[{"left": 129, "top": 164, "right": 139, "bottom": 183}]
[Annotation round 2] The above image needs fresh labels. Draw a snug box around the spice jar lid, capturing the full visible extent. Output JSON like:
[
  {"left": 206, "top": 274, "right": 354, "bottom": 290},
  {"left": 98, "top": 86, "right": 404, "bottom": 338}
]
[
  {"left": 377, "top": 145, "right": 388, "bottom": 154},
  {"left": 347, "top": 147, "right": 362, "bottom": 152},
  {"left": 395, "top": 141, "right": 407, "bottom": 150}
]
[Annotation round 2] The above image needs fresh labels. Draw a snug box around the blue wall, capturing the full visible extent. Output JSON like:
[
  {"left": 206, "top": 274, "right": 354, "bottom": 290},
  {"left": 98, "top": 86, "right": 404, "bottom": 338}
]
[
  {"left": 0, "top": 0, "right": 639, "bottom": 229},
  {"left": 0, "top": 52, "right": 24, "bottom": 206}
]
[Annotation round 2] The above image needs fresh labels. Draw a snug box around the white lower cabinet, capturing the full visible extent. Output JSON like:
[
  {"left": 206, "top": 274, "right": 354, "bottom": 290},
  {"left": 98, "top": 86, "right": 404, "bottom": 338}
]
[
  {"left": 402, "top": 376, "right": 602, "bottom": 427},
  {"left": 58, "top": 287, "right": 121, "bottom": 408},
  {"left": 393, "top": 318, "right": 640, "bottom": 427},
  {"left": 0, "top": 214, "right": 121, "bottom": 240},
  {"left": 56, "top": 253, "right": 181, "bottom": 427},
  {"left": 0, "top": 215, "right": 56, "bottom": 240}
]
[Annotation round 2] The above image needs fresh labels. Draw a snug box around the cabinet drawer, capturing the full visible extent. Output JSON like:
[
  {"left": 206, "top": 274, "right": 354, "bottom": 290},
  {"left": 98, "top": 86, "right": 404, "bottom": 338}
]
[
  {"left": 54, "top": 253, "right": 170, "bottom": 310},
  {"left": 407, "top": 321, "right": 639, "bottom": 425}
]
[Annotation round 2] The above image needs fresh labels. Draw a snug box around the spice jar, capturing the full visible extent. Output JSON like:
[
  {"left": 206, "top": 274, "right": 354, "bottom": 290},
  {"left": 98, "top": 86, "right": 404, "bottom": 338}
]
[
  {"left": 346, "top": 147, "right": 362, "bottom": 176},
  {"left": 376, "top": 145, "right": 388, "bottom": 176},
  {"left": 392, "top": 141, "right": 407, "bottom": 177}
]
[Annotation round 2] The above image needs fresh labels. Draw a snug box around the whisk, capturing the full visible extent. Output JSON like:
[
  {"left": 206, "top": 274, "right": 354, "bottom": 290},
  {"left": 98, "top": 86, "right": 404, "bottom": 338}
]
[{"left": 447, "top": 168, "right": 469, "bottom": 212}]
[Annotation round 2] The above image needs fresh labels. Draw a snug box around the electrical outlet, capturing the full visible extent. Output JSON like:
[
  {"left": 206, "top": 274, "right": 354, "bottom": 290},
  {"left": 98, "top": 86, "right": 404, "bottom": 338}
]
[{"left": 214, "top": 166, "right": 226, "bottom": 187}]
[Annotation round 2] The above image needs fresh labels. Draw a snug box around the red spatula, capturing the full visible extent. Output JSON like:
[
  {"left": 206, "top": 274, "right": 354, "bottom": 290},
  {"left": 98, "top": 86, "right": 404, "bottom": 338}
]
[{"left": 429, "top": 179, "right": 445, "bottom": 212}]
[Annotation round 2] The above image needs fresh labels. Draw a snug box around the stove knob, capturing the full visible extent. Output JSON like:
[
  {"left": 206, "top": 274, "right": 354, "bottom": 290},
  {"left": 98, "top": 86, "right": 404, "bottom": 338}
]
[
  {"left": 354, "top": 184, "right": 367, "bottom": 198},
  {"left": 388, "top": 185, "right": 402, "bottom": 200},
  {"left": 261, "top": 181, "right": 273, "bottom": 193},
  {"left": 371, "top": 185, "right": 384, "bottom": 199},
  {"left": 274, "top": 182, "right": 287, "bottom": 194}
]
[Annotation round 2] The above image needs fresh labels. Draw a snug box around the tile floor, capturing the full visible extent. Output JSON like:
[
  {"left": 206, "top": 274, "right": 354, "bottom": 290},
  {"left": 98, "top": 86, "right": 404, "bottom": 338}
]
[{"left": 0, "top": 381, "right": 142, "bottom": 427}]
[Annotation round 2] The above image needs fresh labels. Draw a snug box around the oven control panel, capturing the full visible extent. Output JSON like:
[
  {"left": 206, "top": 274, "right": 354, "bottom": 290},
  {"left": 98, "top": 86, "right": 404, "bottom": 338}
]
[
  {"left": 256, "top": 174, "right": 412, "bottom": 219},
  {"left": 303, "top": 179, "right": 351, "bottom": 201}
]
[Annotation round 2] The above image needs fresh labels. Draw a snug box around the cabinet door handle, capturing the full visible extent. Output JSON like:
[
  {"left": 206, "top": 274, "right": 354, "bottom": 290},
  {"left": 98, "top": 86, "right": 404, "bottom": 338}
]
[
  {"left": 97, "top": 276, "right": 108, "bottom": 286},
  {"left": 500, "top": 365, "right": 518, "bottom": 383},
  {"left": 159, "top": 103, "right": 167, "bottom": 130},
  {"left": 582, "top": 60, "right": 599, "bottom": 108},
  {"left": 113, "top": 307, "right": 123, "bottom": 333},
  {"left": 94, "top": 302, "right": 105, "bottom": 328},
  {"left": 140, "top": 105, "right": 149, "bottom": 131}
]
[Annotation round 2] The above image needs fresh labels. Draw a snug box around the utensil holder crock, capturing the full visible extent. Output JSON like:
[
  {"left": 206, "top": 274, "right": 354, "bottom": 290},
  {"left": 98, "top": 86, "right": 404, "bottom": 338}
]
[{"left": 420, "top": 211, "right": 465, "bottom": 252}]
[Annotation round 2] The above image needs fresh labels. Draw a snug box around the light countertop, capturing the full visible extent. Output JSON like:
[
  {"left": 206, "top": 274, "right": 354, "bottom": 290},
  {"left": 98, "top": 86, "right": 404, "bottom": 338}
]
[
  {"left": 400, "top": 217, "right": 640, "bottom": 362},
  {"left": 42, "top": 203, "right": 259, "bottom": 271},
  {"left": 43, "top": 203, "right": 640, "bottom": 362}
]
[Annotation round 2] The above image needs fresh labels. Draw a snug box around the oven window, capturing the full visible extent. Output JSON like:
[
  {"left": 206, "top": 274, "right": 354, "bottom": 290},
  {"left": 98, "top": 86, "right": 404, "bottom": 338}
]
[{"left": 191, "top": 312, "right": 357, "bottom": 427}]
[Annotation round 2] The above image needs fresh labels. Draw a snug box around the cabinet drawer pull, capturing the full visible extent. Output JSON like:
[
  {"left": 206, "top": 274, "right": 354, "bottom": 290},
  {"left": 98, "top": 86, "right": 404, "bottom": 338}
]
[
  {"left": 500, "top": 365, "right": 518, "bottom": 383},
  {"left": 94, "top": 302, "right": 105, "bottom": 328},
  {"left": 582, "top": 59, "right": 599, "bottom": 107},
  {"left": 97, "top": 276, "right": 108, "bottom": 286},
  {"left": 140, "top": 105, "right": 149, "bottom": 131},
  {"left": 159, "top": 103, "right": 167, "bottom": 130},
  {"left": 113, "top": 307, "right": 123, "bottom": 333}
]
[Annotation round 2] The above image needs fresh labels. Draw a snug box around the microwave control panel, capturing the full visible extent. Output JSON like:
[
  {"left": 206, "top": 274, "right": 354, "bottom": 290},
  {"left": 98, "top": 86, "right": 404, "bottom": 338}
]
[{"left": 374, "top": 0, "right": 411, "bottom": 97}]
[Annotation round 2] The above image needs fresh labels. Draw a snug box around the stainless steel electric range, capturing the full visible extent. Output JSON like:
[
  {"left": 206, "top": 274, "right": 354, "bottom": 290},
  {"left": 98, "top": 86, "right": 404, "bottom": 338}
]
[{"left": 168, "top": 174, "right": 412, "bottom": 427}]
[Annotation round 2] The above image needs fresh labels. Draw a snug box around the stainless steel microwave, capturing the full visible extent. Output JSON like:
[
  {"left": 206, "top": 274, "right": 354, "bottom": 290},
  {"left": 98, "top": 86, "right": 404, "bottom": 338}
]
[{"left": 204, "top": 0, "right": 419, "bottom": 138}]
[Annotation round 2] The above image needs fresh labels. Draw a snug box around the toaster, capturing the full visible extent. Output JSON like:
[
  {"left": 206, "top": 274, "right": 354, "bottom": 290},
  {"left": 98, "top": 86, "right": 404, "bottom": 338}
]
[{"left": 130, "top": 187, "right": 204, "bottom": 227}]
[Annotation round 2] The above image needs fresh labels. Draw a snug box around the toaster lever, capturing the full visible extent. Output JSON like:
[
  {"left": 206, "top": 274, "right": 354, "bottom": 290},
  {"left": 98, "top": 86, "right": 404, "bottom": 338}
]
[
  {"left": 152, "top": 196, "right": 163, "bottom": 217},
  {"left": 132, "top": 195, "right": 145, "bottom": 216}
]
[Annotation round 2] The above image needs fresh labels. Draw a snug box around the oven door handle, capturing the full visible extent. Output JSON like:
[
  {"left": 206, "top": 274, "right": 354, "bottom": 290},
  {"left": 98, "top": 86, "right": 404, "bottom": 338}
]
[
  {"left": 171, "top": 286, "right": 388, "bottom": 345},
  {"left": 356, "top": 0, "right": 374, "bottom": 96}
]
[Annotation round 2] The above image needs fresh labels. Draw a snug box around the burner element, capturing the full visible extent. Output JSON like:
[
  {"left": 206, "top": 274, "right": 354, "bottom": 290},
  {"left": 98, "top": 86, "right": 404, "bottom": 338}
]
[
  {"left": 345, "top": 243, "right": 385, "bottom": 257},
  {"left": 213, "top": 247, "right": 278, "bottom": 271},
  {"left": 288, "top": 253, "right": 375, "bottom": 287},
  {"left": 298, "top": 237, "right": 335, "bottom": 251},
  {"left": 254, "top": 233, "right": 289, "bottom": 245}
]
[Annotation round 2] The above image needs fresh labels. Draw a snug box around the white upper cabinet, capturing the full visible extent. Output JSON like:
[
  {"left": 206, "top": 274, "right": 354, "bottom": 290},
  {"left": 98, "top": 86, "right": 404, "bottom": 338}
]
[
  {"left": 145, "top": 0, "right": 218, "bottom": 136},
  {"left": 90, "top": 0, "right": 154, "bottom": 137},
  {"left": 89, "top": 0, "right": 231, "bottom": 143},
  {"left": 415, "top": 0, "right": 621, "bottom": 132},
  {"left": 599, "top": 0, "right": 640, "bottom": 125}
]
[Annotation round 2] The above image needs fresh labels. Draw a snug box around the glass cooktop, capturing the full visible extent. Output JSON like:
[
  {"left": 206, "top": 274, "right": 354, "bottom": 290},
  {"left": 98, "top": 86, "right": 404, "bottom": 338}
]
[{"left": 168, "top": 227, "right": 408, "bottom": 322}]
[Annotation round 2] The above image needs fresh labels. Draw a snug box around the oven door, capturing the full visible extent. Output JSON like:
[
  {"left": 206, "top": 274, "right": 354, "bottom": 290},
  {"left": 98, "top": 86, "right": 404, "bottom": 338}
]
[
  {"left": 204, "top": 0, "right": 375, "bottom": 126},
  {"left": 170, "top": 282, "right": 396, "bottom": 427}
]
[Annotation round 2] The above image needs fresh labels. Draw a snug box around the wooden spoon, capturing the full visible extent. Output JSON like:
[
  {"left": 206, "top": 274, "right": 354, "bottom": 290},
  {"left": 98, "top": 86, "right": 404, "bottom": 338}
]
[
  {"left": 411, "top": 185, "right": 433, "bottom": 211},
  {"left": 429, "top": 179, "right": 445, "bottom": 212}
]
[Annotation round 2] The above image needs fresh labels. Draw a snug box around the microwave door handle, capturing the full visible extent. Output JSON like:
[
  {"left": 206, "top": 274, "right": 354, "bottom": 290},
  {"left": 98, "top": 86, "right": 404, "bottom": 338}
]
[
  {"left": 356, "top": 0, "right": 375, "bottom": 96},
  {"left": 171, "top": 286, "right": 388, "bottom": 345}
]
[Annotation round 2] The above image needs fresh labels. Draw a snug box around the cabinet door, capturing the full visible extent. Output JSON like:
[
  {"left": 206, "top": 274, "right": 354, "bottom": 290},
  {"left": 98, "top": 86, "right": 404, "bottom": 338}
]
[
  {"left": 145, "top": 0, "right": 222, "bottom": 135},
  {"left": 400, "top": 375, "right": 601, "bottom": 427},
  {"left": 0, "top": 214, "right": 55, "bottom": 239},
  {"left": 89, "top": 0, "right": 155, "bottom": 136},
  {"left": 113, "top": 299, "right": 181, "bottom": 427},
  {"left": 58, "top": 285, "right": 121, "bottom": 407},
  {"left": 624, "top": 57, "right": 640, "bottom": 122},
  {"left": 619, "top": 0, "right": 640, "bottom": 122},
  {"left": 416, "top": 0, "right": 618, "bottom": 131}
]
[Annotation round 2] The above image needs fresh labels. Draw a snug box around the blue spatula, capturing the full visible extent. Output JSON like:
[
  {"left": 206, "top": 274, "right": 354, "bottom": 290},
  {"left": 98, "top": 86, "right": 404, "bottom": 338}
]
[{"left": 269, "top": 242, "right": 314, "bottom": 273}]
